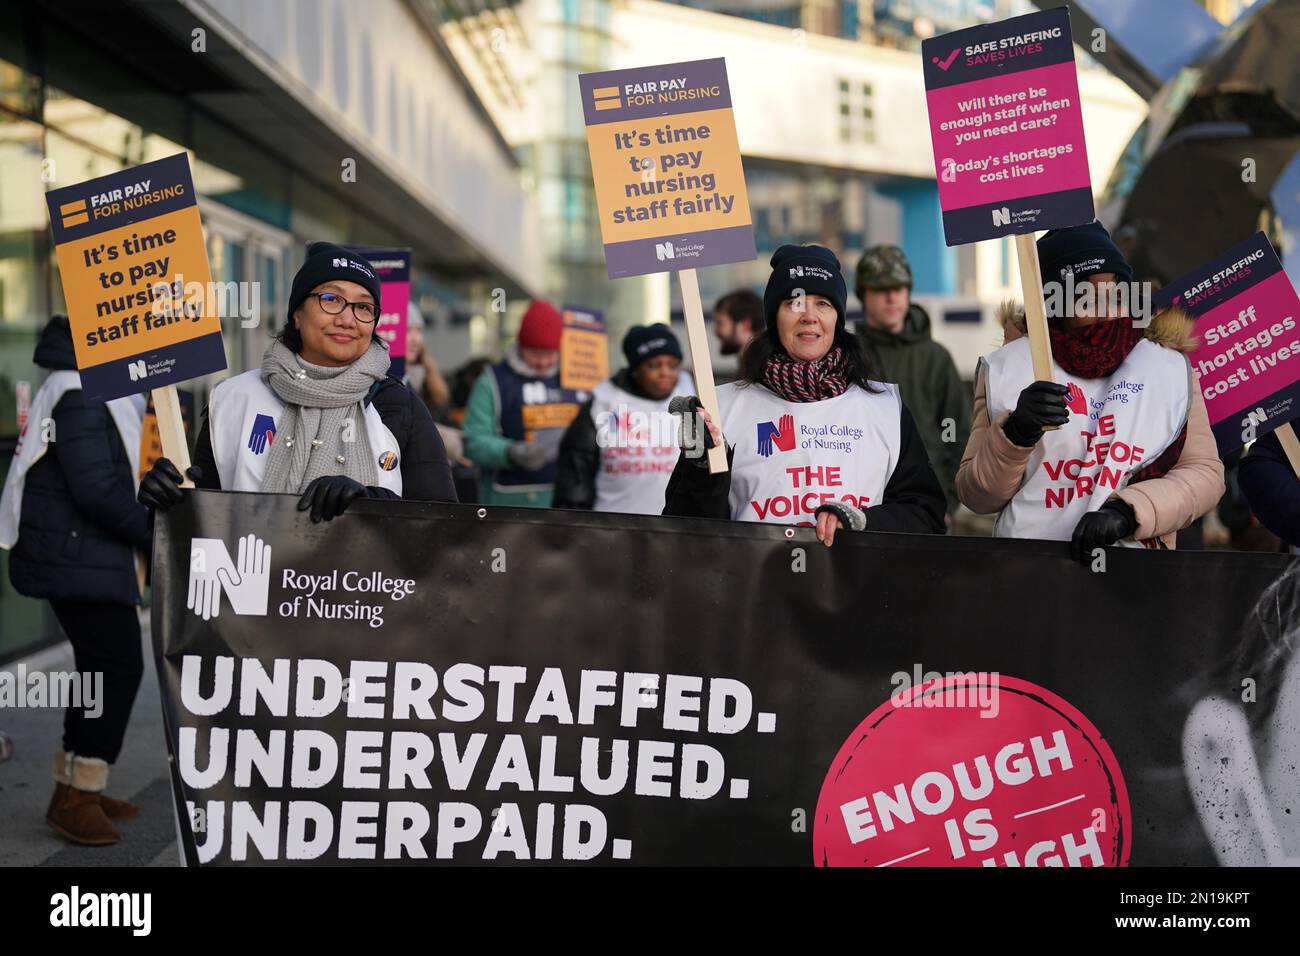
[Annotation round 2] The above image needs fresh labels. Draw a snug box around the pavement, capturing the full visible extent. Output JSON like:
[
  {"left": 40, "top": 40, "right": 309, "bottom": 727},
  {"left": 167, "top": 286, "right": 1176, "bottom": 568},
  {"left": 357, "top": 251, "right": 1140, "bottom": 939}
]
[{"left": 0, "top": 612, "right": 182, "bottom": 867}]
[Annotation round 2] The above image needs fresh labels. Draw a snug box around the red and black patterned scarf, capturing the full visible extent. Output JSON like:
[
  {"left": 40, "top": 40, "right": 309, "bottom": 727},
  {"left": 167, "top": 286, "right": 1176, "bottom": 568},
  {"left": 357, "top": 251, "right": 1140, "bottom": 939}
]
[
  {"left": 1048, "top": 318, "right": 1147, "bottom": 380},
  {"left": 761, "top": 347, "right": 851, "bottom": 403},
  {"left": 1050, "top": 318, "right": 1185, "bottom": 483}
]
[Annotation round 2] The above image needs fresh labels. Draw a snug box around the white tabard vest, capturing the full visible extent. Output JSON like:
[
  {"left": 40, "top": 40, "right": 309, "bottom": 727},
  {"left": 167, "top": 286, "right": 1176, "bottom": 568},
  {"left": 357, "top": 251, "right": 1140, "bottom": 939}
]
[
  {"left": 209, "top": 370, "right": 403, "bottom": 495},
  {"left": 718, "top": 381, "right": 902, "bottom": 525},
  {"left": 590, "top": 371, "right": 695, "bottom": 515},
  {"left": 982, "top": 336, "right": 1191, "bottom": 543}
]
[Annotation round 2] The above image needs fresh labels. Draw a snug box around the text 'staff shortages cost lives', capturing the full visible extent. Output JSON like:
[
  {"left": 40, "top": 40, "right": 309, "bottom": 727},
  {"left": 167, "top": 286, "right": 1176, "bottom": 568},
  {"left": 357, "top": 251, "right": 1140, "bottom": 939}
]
[
  {"left": 45, "top": 153, "right": 226, "bottom": 402},
  {"left": 923, "top": 7, "right": 1094, "bottom": 246},
  {"left": 579, "top": 58, "right": 756, "bottom": 278},
  {"left": 1155, "top": 232, "right": 1300, "bottom": 453}
]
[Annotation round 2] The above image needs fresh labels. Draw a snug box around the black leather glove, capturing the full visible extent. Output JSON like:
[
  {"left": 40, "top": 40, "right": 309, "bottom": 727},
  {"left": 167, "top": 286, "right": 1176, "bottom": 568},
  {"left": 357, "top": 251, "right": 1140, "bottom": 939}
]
[
  {"left": 1003, "top": 381, "right": 1070, "bottom": 447},
  {"left": 1070, "top": 499, "right": 1137, "bottom": 564},
  {"left": 138, "top": 458, "right": 204, "bottom": 512},
  {"left": 297, "top": 475, "right": 369, "bottom": 523}
]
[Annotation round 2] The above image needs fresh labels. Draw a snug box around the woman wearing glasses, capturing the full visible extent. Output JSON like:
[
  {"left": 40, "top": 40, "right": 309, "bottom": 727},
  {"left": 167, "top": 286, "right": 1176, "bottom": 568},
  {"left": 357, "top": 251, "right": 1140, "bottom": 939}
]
[{"left": 139, "top": 242, "right": 457, "bottom": 521}]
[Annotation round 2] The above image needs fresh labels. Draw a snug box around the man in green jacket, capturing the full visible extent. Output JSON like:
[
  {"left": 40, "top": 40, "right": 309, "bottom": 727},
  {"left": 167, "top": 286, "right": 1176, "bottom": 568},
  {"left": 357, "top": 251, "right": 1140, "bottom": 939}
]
[
  {"left": 854, "top": 245, "right": 971, "bottom": 519},
  {"left": 463, "top": 300, "right": 582, "bottom": 508}
]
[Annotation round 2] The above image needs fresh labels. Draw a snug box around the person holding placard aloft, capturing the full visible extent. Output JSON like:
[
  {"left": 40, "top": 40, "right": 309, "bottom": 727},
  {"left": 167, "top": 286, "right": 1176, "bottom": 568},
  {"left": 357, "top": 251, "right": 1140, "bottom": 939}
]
[
  {"left": 956, "top": 223, "right": 1224, "bottom": 561},
  {"left": 138, "top": 243, "right": 457, "bottom": 519},
  {"left": 663, "top": 245, "right": 947, "bottom": 545}
]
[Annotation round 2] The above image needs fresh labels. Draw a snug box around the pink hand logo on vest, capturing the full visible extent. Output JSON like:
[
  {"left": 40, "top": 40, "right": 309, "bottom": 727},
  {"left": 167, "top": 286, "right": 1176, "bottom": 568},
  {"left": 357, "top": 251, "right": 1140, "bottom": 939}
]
[
  {"left": 756, "top": 414, "right": 796, "bottom": 458},
  {"left": 1065, "top": 382, "right": 1087, "bottom": 416}
]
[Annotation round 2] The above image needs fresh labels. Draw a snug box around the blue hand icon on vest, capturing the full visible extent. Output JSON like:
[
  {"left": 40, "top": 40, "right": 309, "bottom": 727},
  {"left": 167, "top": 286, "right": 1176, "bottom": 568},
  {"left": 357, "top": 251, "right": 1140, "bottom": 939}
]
[{"left": 247, "top": 414, "right": 276, "bottom": 455}]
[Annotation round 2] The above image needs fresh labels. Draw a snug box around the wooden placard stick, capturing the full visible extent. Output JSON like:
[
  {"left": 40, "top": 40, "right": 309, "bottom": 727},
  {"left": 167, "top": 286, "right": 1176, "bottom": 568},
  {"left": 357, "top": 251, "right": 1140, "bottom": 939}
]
[
  {"left": 677, "top": 267, "right": 728, "bottom": 474},
  {"left": 1013, "top": 232, "right": 1059, "bottom": 431},
  {"left": 152, "top": 384, "right": 193, "bottom": 488},
  {"left": 1275, "top": 422, "right": 1300, "bottom": 476}
]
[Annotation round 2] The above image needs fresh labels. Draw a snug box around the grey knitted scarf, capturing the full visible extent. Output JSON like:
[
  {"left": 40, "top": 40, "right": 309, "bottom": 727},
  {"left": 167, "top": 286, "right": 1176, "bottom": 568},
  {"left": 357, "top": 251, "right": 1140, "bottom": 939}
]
[{"left": 258, "top": 340, "right": 390, "bottom": 494}]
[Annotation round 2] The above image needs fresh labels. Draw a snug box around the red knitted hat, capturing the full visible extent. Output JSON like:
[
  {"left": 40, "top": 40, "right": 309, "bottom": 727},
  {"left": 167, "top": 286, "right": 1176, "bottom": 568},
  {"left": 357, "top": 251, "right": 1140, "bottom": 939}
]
[{"left": 517, "top": 299, "right": 564, "bottom": 351}]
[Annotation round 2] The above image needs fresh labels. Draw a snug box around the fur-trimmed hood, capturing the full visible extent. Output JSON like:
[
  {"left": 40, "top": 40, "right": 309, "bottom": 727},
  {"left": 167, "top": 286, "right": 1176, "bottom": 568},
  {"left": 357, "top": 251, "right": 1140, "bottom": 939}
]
[{"left": 997, "top": 301, "right": 1199, "bottom": 354}]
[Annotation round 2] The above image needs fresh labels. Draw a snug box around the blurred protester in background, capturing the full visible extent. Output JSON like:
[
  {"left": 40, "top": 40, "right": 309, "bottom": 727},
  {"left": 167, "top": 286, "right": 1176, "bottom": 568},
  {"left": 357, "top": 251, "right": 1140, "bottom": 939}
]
[
  {"left": 553, "top": 324, "right": 695, "bottom": 513},
  {"left": 854, "top": 245, "right": 970, "bottom": 520},
  {"left": 463, "top": 300, "right": 581, "bottom": 508},
  {"left": 712, "top": 289, "right": 764, "bottom": 383},
  {"left": 446, "top": 357, "right": 490, "bottom": 502},
  {"left": 447, "top": 358, "right": 490, "bottom": 429},
  {"left": 0, "top": 315, "right": 148, "bottom": 846},
  {"left": 403, "top": 302, "right": 451, "bottom": 418},
  {"left": 403, "top": 301, "right": 468, "bottom": 471}
]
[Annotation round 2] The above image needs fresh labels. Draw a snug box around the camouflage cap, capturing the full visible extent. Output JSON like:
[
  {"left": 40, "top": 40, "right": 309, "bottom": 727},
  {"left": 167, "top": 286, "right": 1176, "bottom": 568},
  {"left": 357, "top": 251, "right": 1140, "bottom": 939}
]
[{"left": 855, "top": 245, "right": 913, "bottom": 294}]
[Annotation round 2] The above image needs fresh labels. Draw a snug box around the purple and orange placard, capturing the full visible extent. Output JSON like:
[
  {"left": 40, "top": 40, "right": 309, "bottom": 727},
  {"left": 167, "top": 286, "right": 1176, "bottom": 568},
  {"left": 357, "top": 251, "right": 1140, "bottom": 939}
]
[
  {"left": 578, "top": 58, "right": 755, "bottom": 279},
  {"left": 1155, "top": 232, "right": 1300, "bottom": 454},
  {"left": 922, "top": 6, "right": 1093, "bottom": 246}
]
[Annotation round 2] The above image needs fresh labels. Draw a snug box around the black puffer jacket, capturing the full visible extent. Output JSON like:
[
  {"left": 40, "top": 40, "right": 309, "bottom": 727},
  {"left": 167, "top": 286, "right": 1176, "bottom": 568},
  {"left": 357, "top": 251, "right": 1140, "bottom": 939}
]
[{"left": 8, "top": 316, "right": 150, "bottom": 605}]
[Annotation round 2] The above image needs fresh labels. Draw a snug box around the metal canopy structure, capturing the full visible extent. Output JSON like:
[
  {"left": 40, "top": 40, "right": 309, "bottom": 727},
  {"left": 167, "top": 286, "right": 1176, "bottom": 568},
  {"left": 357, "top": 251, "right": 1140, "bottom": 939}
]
[{"left": 1035, "top": 0, "right": 1300, "bottom": 281}]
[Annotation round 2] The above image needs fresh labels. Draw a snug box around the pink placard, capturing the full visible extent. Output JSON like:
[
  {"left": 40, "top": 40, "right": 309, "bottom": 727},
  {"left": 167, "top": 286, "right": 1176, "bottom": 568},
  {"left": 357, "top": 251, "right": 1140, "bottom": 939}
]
[
  {"left": 926, "top": 60, "right": 1091, "bottom": 210},
  {"left": 1156, "top": 232, "right": 1300, "bottom": 452},
  {"left": 921, "top": 7, "right": 1094, "bottom": 245},
  {"left": 1189, "top": 270, "right": 1300, "bottom": 425}
]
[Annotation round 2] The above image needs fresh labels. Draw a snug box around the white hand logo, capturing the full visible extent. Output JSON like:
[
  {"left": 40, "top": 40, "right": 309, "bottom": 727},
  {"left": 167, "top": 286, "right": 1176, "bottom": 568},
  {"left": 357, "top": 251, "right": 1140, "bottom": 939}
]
[
  {"left": 188, "top": 538, "right": 234, "bottom": 621},
  {"left": 216, "top": 533, "right": 272, "bottom": 616},
  {"left": 187, "top": 535, "right": 272, "bottom": 620}
]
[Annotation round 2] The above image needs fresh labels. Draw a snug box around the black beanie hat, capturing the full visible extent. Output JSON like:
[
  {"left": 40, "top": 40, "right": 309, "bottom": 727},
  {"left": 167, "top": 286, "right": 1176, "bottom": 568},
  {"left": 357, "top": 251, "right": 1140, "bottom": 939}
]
[
  {"left": 622, "top": 323, "right": 682, "bottom": 370},
  {"left": 287, "top": 242, "right": 383, "bottom": 324},
  {"left": 1036, "top": 221, "right": 1132, "bottom": 283},
  {"left": 763, "top": 244, "right": 848, "bottom": 330}
]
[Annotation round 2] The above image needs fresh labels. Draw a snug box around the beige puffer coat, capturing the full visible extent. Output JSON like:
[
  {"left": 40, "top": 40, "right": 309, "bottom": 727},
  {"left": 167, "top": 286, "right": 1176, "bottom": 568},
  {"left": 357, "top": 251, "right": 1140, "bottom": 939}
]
[{"left": 957, "top": 305, "right": 1225, "bottom": 548}]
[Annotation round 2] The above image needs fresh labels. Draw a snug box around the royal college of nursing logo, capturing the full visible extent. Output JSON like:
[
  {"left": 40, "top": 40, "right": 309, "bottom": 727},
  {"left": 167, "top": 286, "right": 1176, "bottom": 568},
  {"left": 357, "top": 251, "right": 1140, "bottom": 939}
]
[
  {"left": 188, "top": 533, "right": 272, "bottom": 621},
  {"left": 756, "top": 414, "right": 796, "bottom": 458},
  {"left": 247, "top": 414, "right": 276, "bottom": 455}
]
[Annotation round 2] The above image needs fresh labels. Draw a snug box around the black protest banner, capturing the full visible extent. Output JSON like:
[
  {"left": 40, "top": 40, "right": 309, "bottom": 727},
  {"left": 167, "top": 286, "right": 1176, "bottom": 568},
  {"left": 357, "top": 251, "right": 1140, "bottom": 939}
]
[{"left": 153, "top": 492, "right": 1294, "bottom": 866}]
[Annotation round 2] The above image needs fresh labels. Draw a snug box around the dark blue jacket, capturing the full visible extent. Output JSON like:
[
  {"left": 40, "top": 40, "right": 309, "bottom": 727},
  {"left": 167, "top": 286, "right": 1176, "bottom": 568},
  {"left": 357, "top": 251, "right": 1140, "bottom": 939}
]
[
  {"left": 1237, "top": 430, "right": 1300, "bottom": 548},
  {"left": 8, "top": 316, "right": 150, "bottom": 605}
]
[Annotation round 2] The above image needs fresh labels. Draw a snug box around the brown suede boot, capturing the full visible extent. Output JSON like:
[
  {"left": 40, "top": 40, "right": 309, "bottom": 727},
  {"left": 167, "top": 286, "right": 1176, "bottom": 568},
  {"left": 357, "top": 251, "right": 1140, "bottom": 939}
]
[
  {"left": 98, "top": 793, "right": 140, "bottom": 821},
  {"left": 52, "top": 751, "right": 138, "bottom": 821},
  {"left": 46, "top": 753, "right": 120, "bottom": 846}
]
